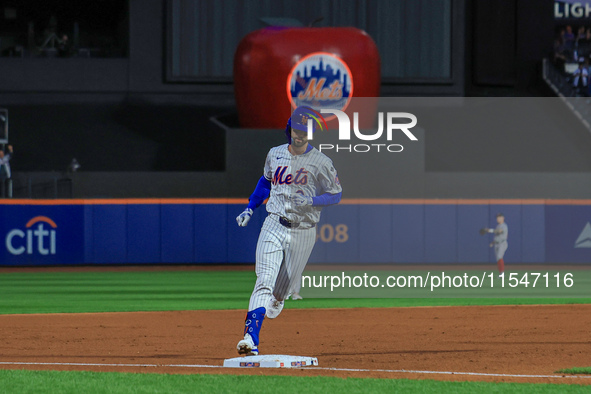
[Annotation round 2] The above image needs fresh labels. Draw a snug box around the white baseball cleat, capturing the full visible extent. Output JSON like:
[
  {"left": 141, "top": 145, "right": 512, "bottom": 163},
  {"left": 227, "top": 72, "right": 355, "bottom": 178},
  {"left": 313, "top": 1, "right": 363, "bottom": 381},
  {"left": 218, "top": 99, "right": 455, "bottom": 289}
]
[
  {"left": 266, "top": 297, "right": 284, "bottom": 319},
  {"left": 237, "top": 333, "right": 258, "bottom": 356},
  {"left": 291, "top": 293, "right": 303, "bottom": 300}
]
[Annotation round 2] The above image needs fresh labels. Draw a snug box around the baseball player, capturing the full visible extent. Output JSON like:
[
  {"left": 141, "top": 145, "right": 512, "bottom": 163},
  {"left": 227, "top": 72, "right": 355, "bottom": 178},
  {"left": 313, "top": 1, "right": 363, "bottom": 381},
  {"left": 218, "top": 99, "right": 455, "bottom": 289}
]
[
  {"left": 481, "top": 213, "right": 508, "bottom": 277},
  {"left": 235, "top": 106, "right": 342, "bottom": 356},
  {"left": 290, "top": 275, "right": 303, "bottom": 300}
]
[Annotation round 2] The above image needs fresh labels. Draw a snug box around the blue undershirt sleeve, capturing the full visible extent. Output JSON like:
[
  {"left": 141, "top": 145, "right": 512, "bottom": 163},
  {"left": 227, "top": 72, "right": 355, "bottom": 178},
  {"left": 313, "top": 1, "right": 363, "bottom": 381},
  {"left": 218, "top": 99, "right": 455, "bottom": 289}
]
[
  {"left": 247, "top": 176, "right": 272, "bottom": 210},
  {"left": 312, "top": 192, "right": 342, "bottom": 207}
]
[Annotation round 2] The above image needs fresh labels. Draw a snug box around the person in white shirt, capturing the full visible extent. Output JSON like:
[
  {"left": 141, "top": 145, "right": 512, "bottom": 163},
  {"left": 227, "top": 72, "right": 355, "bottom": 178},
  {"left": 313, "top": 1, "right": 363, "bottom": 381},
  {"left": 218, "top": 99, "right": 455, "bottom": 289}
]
[
  {"left": 573, "top": 58, "right": 589, "bottom": 95},
  {"left": 0, "top": 145, "right": 13, "bottom": 198}
]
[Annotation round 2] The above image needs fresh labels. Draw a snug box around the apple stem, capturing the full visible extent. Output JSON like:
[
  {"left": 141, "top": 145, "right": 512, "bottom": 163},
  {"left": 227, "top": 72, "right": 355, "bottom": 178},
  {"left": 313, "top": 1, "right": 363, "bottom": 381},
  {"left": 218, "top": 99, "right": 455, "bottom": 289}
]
[{"left": 308, "top": 16, "right": 324, "bottom": 27}]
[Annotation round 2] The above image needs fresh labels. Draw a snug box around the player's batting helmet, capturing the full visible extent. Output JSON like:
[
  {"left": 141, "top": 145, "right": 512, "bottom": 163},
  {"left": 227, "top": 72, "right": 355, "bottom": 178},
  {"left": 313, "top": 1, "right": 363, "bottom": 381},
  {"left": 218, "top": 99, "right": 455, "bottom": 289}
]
[{"left": 285, "top": 106, "right": 317, "bottom": 144}]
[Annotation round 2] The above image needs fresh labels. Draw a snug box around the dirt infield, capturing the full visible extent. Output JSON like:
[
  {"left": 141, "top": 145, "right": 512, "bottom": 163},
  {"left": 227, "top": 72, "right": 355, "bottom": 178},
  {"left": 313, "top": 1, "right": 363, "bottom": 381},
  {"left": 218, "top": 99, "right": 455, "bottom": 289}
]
[{"left": 1, "top": 305, "right": 591, "bottom": 384}]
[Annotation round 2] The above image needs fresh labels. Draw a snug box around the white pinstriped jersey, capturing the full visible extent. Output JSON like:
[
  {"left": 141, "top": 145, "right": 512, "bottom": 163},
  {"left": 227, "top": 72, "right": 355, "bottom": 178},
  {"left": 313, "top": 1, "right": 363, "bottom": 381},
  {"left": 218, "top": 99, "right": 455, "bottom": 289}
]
[
  {"left": 263, "top": 144, "right": 342, "bottom": 224},
  {"left": 494, "top": 223, "right": 508, "bottom": 243}
]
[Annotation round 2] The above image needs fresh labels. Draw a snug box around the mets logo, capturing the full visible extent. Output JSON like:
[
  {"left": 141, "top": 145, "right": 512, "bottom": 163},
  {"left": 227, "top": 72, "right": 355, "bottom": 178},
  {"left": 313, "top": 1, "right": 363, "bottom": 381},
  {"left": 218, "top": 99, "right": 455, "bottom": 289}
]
[
  {"left": 272, "top": 167, "right": 309, "bottom": 185},
  {"left": 291, "top": 106, "right": 328, "bottom": 133},
  {"left": 287, "top": 52, "right": 353, "bottom": 118},
  {"left": 5, "top": 216, "right": 57, "bottom": 255}
]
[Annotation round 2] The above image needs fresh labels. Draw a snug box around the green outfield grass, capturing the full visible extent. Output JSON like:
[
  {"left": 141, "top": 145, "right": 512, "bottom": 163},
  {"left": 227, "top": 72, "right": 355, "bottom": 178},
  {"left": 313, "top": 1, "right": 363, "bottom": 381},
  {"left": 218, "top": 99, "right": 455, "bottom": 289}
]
[
  {"left": 0, "top": 270, "right": 589, "bottom": 314},
  {"left": 1, "top": 370, "right": 590, "bottom": 394},
  {"left": 0, "top": 268, "right": 589, "bottom": 393},
  {"left": 558, "top": 368, "right": 591, "bottom": 375}
]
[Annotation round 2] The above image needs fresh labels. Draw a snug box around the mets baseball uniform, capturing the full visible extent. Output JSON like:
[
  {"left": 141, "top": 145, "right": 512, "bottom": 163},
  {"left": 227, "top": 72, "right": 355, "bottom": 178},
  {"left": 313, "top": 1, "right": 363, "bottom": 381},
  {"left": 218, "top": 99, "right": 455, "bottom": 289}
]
[
  {"left": 235, "top": 106, "right": 342, "bottom": 356},
  {"left": 493, "top": 222, "right": 508, "bottom": 260},
  {"left": 487, "top": 213, "right": 508, "bottom": 275}
]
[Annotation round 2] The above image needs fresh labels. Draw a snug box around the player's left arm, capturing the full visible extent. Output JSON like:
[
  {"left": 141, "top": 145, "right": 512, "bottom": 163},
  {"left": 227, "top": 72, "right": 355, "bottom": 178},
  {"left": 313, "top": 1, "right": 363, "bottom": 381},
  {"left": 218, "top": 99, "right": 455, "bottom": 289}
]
[
  {"left": 290, "top": 162, "right": 342, "bottom": 207},
  {"left": 312, "top": 161, "right": 342, "bottom": 207},
  {"left": 311, "top": 191, "right": 342, "bottom": 206}
]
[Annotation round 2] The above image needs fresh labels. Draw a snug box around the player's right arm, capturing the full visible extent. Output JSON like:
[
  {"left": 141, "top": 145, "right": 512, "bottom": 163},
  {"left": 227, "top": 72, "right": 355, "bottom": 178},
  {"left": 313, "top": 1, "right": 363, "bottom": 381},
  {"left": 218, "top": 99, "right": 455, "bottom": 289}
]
[
  {"left": 236, "top": 176, "right": 271, "bottom": 227},
  {"left": 494, "top": 225, "right": 505, "bottom": 235},
  {"left": 247, "top": 176, "right": 272, "bottom": 211},
  {"left": 495, "top": 223, "right": 508, "bottom": 240},
  {"left": 236, "top": 151, "right": 273, "bottom": 227}
]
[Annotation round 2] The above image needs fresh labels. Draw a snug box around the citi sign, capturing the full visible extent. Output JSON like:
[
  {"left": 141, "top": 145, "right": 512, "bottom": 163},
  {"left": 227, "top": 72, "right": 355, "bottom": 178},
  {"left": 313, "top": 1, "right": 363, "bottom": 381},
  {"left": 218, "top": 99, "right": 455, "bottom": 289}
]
[{"left": 5, "top": 216, "right": 57, "bottom": 255}]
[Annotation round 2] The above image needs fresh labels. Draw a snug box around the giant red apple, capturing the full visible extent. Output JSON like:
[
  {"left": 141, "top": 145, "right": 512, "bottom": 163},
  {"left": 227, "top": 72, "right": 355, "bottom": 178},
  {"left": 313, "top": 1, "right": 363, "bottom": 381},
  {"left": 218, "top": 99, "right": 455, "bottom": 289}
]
[{"left": 234, "top": 27, "right": 380, "bottom": 129}]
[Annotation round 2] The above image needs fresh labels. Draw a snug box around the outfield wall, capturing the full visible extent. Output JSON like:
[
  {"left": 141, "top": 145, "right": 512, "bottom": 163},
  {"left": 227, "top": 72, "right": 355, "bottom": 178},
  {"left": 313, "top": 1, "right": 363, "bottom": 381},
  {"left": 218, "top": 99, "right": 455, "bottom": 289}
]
[{"left": 0, "top": 199, "right": 590, "bottom": 266}]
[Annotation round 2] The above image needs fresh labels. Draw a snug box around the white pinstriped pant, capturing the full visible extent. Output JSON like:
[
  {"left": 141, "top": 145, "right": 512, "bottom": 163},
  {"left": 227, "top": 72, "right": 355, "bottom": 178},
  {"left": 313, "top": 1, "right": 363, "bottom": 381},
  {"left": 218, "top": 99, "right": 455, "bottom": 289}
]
[
  {"left": 248, "top": 214, "right": 316, "bottom": 311},
  {"left": 494, "top": 241, "right": 508, "bottom": 261}
]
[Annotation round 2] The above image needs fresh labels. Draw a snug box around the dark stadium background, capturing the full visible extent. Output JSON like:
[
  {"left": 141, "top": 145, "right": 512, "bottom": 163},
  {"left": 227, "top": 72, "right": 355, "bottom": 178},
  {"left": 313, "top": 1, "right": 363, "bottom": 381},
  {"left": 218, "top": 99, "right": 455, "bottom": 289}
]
[{"left": 3, "top": 0, "right": 590, "bottom": 199}]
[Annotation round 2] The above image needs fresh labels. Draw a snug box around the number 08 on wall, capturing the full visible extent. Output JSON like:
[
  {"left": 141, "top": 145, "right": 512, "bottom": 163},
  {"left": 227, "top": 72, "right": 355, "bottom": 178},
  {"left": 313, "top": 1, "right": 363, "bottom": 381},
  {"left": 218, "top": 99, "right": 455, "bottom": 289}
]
[{"left": 316, "top": 224, "right": 349, "bottom": 243}]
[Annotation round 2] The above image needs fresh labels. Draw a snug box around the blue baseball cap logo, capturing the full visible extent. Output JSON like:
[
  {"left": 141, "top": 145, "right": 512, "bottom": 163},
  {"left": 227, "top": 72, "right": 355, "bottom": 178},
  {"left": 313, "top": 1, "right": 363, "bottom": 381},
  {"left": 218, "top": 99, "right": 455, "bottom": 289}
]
[{"left": 290, "top": 106, "right": 327, "bottom": 133}]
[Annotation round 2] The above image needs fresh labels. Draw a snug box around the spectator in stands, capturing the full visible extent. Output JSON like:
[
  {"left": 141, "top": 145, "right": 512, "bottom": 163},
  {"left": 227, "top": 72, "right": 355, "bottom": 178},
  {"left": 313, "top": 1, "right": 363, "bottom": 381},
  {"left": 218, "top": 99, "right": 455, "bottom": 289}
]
[
  {"left": 577, "top": 28, "right": 591, "bottom": 59},
  {"left": 564, "top": 26, "right": 576, "bottom": 60},
  {"left": 0, "top": 145, "right": 13, "bottom": 198},
  {"left": 565, "top": 25, "right": 575, "bottom": 44},
  {"left": 587, "top": 55, "right": 591, "bottom": 97},
  {"left": 573, "top": 58, "right": 589, "bottom": 96},
  {"left": 577, "top": 26, "right": 586, "bottom": 42},
  {"left": 554, "top": 37, "right": 567, "bottom": 74},
  {"left": 575, "top": 26, "right": 587, "bottom": 59},
  {"left": 58, "top": 34, "right": 71, "bottom": 57}
]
